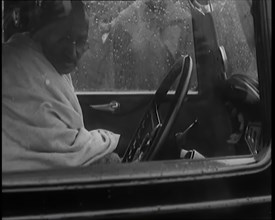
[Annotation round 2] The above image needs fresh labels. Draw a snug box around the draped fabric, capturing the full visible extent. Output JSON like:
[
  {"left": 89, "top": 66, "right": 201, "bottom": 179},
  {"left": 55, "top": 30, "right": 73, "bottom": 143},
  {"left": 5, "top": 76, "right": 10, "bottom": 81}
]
[{"left": 2, "top": 33, "right": 120, "bottom": 172}]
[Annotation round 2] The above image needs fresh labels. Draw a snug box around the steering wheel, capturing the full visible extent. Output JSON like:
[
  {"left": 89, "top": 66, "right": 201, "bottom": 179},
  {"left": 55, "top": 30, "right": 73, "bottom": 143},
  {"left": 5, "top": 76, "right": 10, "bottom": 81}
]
[{"left": 122, "top": 55, "right": 193, "bottom": 162}]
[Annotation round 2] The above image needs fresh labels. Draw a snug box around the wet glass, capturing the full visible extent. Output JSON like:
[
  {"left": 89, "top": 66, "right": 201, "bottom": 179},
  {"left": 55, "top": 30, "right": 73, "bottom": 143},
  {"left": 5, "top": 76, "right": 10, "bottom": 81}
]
[{"left": 72, "top": 0, "right": 197, "bottom": 91}]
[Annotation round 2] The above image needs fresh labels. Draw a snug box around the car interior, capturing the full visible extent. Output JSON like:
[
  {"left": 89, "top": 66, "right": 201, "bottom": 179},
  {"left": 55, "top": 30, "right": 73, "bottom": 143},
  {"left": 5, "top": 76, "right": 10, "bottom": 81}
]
[{"left": 2, "top": 2, "right": 271, "bottom": 219}]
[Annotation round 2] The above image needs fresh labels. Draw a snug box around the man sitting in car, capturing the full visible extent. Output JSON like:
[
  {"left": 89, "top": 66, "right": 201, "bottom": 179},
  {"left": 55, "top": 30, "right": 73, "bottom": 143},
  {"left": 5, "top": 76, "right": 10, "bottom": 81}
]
[{"left": 2, "top": 0, "right": 121, "bottom": 172}]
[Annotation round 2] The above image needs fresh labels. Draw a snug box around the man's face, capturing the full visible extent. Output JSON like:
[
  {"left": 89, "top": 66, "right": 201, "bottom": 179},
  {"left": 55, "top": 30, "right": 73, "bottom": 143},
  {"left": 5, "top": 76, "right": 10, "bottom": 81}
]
[{"left": 40, "top": 12, "right": 89, "bottom": 74}]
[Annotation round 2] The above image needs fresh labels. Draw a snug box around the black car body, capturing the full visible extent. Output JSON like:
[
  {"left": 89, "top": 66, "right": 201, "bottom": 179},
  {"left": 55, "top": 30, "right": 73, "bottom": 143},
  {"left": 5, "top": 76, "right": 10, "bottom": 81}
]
[{"left": 2, "top": 0, "right": 271, "bottom": 219}]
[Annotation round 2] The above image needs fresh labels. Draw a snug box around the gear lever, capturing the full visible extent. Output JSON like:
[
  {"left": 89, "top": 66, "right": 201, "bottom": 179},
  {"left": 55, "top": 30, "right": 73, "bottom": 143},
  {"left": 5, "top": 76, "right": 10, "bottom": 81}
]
[{"left": 175, "top": 118, "right": 198, "bottom": 148}]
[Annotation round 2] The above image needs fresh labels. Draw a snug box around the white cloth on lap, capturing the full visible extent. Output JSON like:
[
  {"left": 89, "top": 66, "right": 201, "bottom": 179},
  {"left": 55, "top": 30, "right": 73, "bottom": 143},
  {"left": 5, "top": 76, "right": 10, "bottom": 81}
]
[{"left": 2, "top": 33, "right": 120, "bottom": 172}]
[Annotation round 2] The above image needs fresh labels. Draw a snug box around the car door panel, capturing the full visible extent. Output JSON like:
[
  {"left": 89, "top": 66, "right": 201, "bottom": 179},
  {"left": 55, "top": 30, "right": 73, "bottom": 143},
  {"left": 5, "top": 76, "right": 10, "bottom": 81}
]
[{"left": 77, "top": 93, "right": 235, "bottom": 158}]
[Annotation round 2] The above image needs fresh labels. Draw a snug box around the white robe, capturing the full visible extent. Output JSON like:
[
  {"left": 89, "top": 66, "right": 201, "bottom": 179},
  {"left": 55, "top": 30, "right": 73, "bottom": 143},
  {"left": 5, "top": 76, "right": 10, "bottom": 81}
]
[{"left": 2, "top": 33, "right": 120, "bottom": 172}]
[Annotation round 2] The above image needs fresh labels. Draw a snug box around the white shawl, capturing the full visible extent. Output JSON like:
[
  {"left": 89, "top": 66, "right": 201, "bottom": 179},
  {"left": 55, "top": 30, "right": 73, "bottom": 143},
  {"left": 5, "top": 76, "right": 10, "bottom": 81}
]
[{"left": 2, "top": 33, "right": 120, "bottom": 172}]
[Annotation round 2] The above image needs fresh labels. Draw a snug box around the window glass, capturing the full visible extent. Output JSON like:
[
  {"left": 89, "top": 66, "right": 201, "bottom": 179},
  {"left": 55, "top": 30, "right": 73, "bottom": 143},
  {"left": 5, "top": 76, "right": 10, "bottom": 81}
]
[
  {"left": 72, "top": 0, "right": 197, "bottom": 91},
  {"left": 211, "top": 0, "right": 258, "bottom": 80}
]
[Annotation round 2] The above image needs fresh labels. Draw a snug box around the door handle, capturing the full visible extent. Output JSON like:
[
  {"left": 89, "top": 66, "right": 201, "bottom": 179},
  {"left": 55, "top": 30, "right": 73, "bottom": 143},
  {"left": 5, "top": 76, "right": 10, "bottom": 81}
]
[{"left": 89, "top": 100, "right": 120, "bottom": 113}]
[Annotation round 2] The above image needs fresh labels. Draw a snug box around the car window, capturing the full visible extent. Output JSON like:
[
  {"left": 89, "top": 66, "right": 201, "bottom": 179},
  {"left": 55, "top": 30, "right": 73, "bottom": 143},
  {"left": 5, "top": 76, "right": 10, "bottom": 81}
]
[
  {"left": 2, "top": 0, "right": 271, "bottom": 179},
  {"left": 72, "top": 0, "right": 198, "bottom": 91}
]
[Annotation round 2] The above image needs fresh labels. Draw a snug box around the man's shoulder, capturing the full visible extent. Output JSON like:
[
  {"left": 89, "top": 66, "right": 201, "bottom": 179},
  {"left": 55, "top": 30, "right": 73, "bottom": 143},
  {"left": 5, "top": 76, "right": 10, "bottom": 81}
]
[
  {"left": 3, "top": 34, "right": 31, "bottom": 62},
  {"left": 2, "top": 33, "right": 44, "bottom": 70},
  {"left": 3, "top": 32, "right": 36, "bottom": 52}
]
